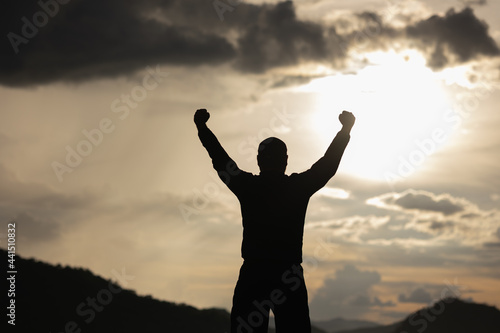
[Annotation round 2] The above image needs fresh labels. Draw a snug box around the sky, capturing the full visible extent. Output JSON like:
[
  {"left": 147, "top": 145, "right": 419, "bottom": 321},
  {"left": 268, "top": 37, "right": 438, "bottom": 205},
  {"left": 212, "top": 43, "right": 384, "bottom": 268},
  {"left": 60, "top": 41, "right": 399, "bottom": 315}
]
[{"left": 1, "top": 0, "right": 500, "bottom": 324}]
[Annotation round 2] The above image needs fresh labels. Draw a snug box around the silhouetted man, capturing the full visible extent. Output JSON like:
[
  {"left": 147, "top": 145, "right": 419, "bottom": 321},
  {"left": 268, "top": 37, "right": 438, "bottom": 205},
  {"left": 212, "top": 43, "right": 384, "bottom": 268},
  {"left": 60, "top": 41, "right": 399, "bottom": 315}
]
[{"left": 194, "top": 108, "right": 355, "bottom": 333}]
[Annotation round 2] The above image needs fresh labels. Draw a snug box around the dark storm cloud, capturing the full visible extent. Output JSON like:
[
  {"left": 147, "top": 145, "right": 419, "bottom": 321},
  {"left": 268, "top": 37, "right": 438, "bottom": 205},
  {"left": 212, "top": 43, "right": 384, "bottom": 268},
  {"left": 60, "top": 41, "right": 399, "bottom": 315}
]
[
  {"left": 0, "top": 0, "right": 334, "bottom": 86},
  {"left": 1, "top": 1, "right": 498, "bottom": 86},
  {"left": 406, "top": 7, "right": 499, "bottom": 69},
  {"left": 1, "top": 0, "right": 236, "bottom": 86},
  {"left": 234, "top": 1, "right": 330, "bottom": 73},
  {"left": 144, "top": 1, "right": 343, "bottom": 72}
]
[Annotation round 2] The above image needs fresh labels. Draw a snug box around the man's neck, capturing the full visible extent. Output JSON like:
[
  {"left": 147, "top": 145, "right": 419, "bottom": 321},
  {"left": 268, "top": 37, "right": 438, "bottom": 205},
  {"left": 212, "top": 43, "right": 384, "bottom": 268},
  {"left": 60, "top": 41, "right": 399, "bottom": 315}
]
[{"left": 259, "top": 170, "right": 286, "bottom": 177}]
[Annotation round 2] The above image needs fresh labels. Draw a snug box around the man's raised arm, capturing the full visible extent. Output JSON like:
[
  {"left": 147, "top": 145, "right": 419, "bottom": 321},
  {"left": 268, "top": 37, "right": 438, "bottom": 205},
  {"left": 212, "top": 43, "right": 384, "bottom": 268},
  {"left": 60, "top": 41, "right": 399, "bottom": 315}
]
[
  {"left": 303, "top": 111, "right": 355, "bottom": 191},
  {"left": 194, "top": 109, "right": 241, "bottom": 185}
]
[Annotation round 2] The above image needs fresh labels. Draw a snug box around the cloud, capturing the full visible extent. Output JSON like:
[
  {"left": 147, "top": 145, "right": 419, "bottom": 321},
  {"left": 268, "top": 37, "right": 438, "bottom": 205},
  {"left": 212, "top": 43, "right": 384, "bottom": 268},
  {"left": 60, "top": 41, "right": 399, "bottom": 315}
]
[
  {"left": 460, "top": 0, "right": 487, "bottom": 6},
  {"left": 398, "top": 287, "right": 433, "bottom": 303},
  {"left": 367, "top": 189, "right": 500, "bottom": 247},
  {"left": 309, "top": 265, "right": 394, "bottom": 319},
  {"left": 0, "top": 162, "right": 100, "bottom": 245},
  {"left": 306, "top": 215, "right": 390, "bottom": 243},
  {"left": 394, "top": 192, "right": 464, "bottom": 215},
  {"left": 1, "top": 0, "right": 338, "bottom": 86},
  {"left": 482, "top": 227, "right": 500, "bottom": 248},
  {"left": 234, "top": 1, "right": 332, "bottom": 72},
  {"left": 1, "top": 0, "right": 236, "bottom": 86},
  {"left": 483, "top": 242, "right": 500, "bottom": 248},
  {"left": 1, "top": 1, "right": 498, "bottom": 87},
  {"left": 1, "top": 211, "right": 60, "bottom": 244},
  {"left": 268, "top": 74, "right": 327, "bottom": 89},
  {"left": 0, "top": 161, "right": 212, "bottom": 247},
  {"left": 0, "top": 163, "right": 95, "bottom": 211},
  {"left": 367, "top": 189, "right": 469, "bottom": 215},
  {"left": 350, "top": 294, "right": 396, "bottom": 307},
  {"left": 316, "top": 187, "right": 351, "bottom": 200},
  {"left": 406, "top": 7, "right": 500, "bottom": 69}
]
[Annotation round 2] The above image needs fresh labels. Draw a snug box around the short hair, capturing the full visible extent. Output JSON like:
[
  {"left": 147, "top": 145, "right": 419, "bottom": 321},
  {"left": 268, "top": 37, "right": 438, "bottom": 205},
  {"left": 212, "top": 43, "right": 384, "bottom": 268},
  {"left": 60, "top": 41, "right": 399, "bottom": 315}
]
[
  {"left": 257, "top": 137, "right": 288, "bottom": 173},
  {"left": 258, "top": 137, "right": 287, "bottom": 158}
]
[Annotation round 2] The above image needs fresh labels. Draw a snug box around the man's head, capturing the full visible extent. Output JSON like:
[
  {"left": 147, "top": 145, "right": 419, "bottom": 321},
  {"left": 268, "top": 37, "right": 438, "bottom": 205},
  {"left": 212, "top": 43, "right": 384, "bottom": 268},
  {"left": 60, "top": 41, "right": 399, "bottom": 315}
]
[{"left": 257, "top": 137, "right": 288, "bottom": 174}]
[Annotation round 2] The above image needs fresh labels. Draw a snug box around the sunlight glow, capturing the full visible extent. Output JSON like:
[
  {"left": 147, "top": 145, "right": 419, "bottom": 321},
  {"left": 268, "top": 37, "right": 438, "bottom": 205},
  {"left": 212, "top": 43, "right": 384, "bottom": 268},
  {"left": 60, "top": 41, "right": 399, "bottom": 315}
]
[{"left": 296, "top": 50, "right": 455, "bottom": 181}]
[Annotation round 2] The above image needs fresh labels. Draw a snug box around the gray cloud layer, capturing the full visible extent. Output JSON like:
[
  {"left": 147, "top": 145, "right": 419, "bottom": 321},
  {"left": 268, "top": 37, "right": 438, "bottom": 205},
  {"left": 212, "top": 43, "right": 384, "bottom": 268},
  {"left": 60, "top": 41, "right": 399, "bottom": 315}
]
[
  {"left": 392, "top": 191, "right": 465, "bottom": 215},
  {"left": 1, "top": 1, "right": 498, "bottom": 86},
  {"left": 368, "top": 189, "right": 469, "bottom": 215},
  {"left": 309, "top": 265, "right": 394, "bottom": 319}
]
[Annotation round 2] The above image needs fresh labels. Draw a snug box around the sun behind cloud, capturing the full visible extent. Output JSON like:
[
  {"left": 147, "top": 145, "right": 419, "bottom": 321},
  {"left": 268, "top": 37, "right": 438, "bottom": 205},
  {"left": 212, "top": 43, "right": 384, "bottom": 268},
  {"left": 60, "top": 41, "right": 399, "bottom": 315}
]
[{"left": 297, "top": 49, "right": 456, "bottom": 181}]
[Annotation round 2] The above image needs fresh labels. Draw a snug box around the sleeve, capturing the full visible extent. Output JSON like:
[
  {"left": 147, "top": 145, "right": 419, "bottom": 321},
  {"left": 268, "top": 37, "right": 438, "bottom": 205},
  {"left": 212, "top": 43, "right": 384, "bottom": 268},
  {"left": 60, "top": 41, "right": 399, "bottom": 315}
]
[
  {"left": 197, "top": 125, "right": 249, "bottom": 192},
  {"left": 297, "top": 129, "right": 351, "bottom": 195}
]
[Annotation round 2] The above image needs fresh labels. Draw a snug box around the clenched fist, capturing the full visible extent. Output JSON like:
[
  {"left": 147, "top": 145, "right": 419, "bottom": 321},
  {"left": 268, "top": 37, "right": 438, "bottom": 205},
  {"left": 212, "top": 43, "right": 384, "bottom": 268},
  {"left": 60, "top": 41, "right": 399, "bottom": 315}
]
[
  {"left": 194, "top": 108, "right": 210, "bottom": 127},
  {"left": 339, "top": 111, "right": 355, "bottom": 130}
]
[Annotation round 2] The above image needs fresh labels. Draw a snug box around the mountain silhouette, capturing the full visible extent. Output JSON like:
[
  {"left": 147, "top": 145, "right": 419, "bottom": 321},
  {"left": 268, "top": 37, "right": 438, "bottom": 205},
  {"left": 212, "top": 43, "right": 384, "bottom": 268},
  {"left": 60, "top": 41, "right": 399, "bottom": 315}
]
[
  {"left": 3, "top": 250, "right": 499, "bottom": 332},
  {"left": 1, "top": 250, "right": 328, "bottom": 333},
  {"left": 394, "top": 297, "right": 500, "bottom": 333},
  {"left": 329, "top": 299, "right": 500, "bottom": 333},
  {"left": 3, "top": 249, "right": 230, "bottom": 332}
]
